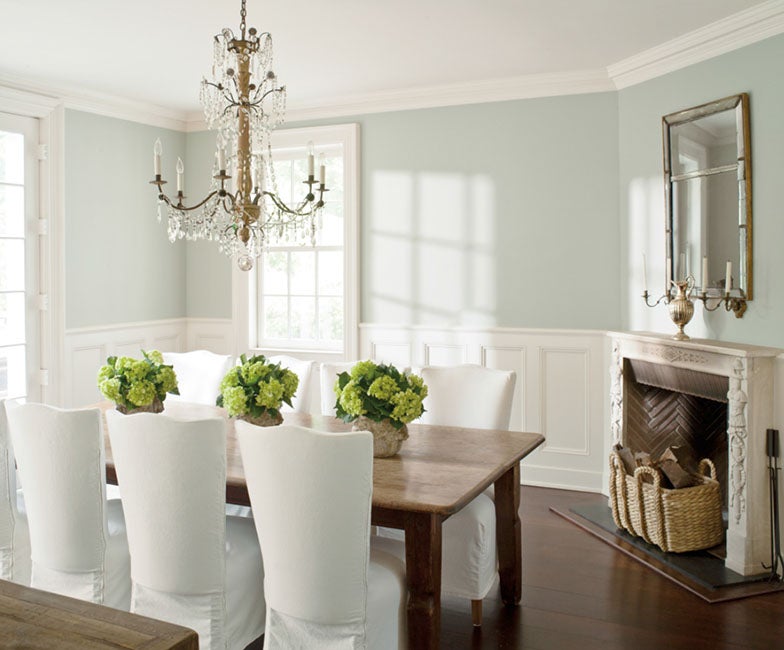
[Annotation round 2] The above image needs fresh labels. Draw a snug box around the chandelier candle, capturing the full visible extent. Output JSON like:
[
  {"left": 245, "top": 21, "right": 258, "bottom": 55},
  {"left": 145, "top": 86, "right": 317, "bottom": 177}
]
[{"left": 150, "top": 0, "right": 328, "bottom": 271}]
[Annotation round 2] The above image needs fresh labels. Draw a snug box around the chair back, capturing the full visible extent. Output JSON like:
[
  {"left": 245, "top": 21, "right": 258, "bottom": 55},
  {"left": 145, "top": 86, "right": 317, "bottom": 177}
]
[
  {"left": 105, "top": 411, "right": 226, "bottom": 592},
  {"left": 266, "top": 355, "right": 315, "bottom": 413},
  {"left": 420, "top": 365, "right": 516, "bottom": 430},
  {"left": 5, "top": 402, "right": 109, "bottom": 600},
  {"left": 237, "top": 422, "right": 373, "bottom": 643},
  {"left": 105, "top": 411, "right": 228, "bottom": 647},
  {"left": 163, "top": 350, "right": 234, "bottom": 406},
  {"left": 319, "top": 361, "right": 357, "bottom": 416}
]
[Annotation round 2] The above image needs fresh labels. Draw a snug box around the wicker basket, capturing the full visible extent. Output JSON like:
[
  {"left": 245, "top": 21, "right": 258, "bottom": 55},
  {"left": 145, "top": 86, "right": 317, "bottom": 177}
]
[{"left": 609, "top": 451, "right": 723, "bottom": 553}]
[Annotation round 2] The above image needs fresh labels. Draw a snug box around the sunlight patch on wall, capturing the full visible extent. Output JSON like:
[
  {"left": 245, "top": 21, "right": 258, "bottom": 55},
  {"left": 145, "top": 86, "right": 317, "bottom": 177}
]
[
  {"left": 627, "top": 176, "right": 673, "bottom": 334},
  {"left": 368, "top": 170, "right": 496, "bottom": 326}
]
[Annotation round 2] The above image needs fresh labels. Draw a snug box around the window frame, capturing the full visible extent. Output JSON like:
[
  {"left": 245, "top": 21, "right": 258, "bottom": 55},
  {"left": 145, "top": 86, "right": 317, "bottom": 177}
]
[{"left": 232, "top": 123, "right": 359, "bottom": 361}]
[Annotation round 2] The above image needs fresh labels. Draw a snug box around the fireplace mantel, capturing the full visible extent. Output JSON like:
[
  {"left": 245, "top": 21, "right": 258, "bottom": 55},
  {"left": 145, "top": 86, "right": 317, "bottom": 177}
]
[{"left": 608, "top": 331, "right": 781, "bottom": 575}]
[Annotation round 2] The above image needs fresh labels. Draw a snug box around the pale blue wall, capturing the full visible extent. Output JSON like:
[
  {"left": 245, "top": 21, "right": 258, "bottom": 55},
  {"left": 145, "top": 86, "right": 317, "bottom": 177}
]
[
  {"left": 64, "top": 110, "right": 187, "bottom": 328},
  {"left": 183, "top": 130, "right": 233, "bottom": 319},
  {"left": 64, "top": 32, "right": 784, "bottom": 344},
  {"left": 184, "top": 94, "right": 621, "bottom": 330},
  {"left": 619, "top": 34, "right": 784, "bottom": 348}
]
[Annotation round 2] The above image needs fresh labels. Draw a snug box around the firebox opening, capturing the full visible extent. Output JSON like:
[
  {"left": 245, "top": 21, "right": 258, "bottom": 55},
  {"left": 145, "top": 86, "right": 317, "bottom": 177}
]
[{"left": 623, "top": 359, "right": 729, "bottom": 532}]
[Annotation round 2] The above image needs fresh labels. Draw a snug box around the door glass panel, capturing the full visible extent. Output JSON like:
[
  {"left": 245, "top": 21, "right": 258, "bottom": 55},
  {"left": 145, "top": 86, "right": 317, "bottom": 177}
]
[
  {"left": 0, "top": 239, "right": 25, "bottom": 291},
  {"left": 0, "top": 132, "right": 24, "bottom": 184},
  {"left": 0, "top": 345, "right": 25, "bottom": 400},
  {"left": 0, "top": 185, "right": 25, "bottom": 237},
  {"left": 0, "top": 293, "right": 25, "bottom": 346}
]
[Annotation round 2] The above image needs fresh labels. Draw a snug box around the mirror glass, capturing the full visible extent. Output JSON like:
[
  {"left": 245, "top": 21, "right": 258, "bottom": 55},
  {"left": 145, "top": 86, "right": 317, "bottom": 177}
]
[{"left": 662, "top": 94, "right": 751, "bottom": 299}]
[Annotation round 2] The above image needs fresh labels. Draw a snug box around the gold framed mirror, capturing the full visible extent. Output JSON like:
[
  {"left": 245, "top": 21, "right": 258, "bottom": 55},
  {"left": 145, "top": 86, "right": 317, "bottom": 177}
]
[{"left": 662, "top": 93, "right": 752, "bottom": 303}]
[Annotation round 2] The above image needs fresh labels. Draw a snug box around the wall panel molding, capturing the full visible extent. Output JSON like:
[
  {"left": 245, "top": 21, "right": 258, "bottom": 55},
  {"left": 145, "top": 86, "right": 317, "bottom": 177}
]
[
  {"left": 360, "top": 324, "right": 609, "bottom": 493},
  {"left": 64, "top": 317, "right": 234, "bottom": 407}
]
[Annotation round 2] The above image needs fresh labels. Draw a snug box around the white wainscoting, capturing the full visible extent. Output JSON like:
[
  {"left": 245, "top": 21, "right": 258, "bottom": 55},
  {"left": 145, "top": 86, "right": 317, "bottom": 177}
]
[
  {"left": 63, "top": 318, "right": 234, "bottom": 408},
  {"left": 360, "top": 325, "right": 610, "bottom": 493}
]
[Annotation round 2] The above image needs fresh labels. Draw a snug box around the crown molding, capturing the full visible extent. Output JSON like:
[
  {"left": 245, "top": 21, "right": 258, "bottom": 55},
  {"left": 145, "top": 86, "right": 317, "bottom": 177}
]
[
  {"left": 0, "top": 71, "right": 188, "bottom": 131},
  {"left": 0, "top": 85, "right": 59, "bottom": 118},
  {"left": 282, "top": 70, "right": 615, "bottom": 123},
  {"left": 182, "top": 69, "right": 614, "bottom": 130},
  {"left": 4, "top": 2, "right": 784, "bottom": 130},
  {"left": 608, "top": 0, "right": 784, "bottom": 89}
]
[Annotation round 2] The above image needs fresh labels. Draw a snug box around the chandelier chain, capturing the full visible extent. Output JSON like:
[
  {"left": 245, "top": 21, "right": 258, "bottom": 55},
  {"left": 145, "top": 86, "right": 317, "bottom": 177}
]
[{"left": 239, "top": 0, "right": 247, "bottom": 37}]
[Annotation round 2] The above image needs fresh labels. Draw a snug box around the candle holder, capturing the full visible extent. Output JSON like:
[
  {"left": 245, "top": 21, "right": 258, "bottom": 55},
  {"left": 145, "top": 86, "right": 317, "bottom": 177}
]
[{"left": 643, "top": 274, "right": 748, "bottom": 340}]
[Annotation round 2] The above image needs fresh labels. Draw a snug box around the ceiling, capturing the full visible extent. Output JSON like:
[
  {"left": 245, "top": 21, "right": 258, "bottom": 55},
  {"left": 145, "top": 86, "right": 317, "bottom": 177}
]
[{"left": 0, "top": 0, "right": 774, "bottom": 120}]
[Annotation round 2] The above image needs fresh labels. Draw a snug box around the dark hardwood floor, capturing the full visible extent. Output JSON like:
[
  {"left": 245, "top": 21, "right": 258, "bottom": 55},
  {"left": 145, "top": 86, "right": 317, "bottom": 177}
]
[{"left": 440, "top": 486, "right": 784, "bottom": 649}]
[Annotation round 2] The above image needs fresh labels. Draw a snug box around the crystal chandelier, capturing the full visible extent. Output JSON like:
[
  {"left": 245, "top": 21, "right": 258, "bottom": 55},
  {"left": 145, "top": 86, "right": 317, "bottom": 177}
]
[{"left": 150, "top": 0, "right": 327, "bottom": 271}]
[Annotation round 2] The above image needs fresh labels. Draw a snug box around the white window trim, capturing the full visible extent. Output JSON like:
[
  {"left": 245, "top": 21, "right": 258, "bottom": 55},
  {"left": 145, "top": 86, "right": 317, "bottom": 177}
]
[
  {"left": 232, "top": 123, "right": 360, "bottom": 361},
  {"left": 0, "top": 86, "right": 65, "bottom": 406}
]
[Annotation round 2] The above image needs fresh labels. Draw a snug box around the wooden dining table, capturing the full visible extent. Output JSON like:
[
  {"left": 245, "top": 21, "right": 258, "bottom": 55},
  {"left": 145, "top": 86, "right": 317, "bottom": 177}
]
[{"left": 99, "top": 401, "right": 544, "bottom": 650}]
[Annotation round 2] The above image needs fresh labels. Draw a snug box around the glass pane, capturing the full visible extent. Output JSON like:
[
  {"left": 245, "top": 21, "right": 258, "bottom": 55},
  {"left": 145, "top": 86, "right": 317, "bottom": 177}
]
[
  {"left": 0, "top": 239, "right": 25, "bottom": 291},
  {"left": 0, "top": 344, "right": 26, "bottom": 400},
  {"left": 289, "top": 251, "right": 315, "bottom": 295},
  {"left": 290, "top": 297, "right": 315, "bottom": 339},
  {"left": 323, "top": 156, "right": 343, "bottom": 201},
  {"left": 318, "top": 251, "right": 343, "bottom": 295},
  {"left": 672, "top": 172, "right": 739, "bottom": 290},
  {"left": 671, "top": 109, "right": 738, "bottom": 176},
  {"left": 0, "top": 132, "right": 24, "bottom": 184},
  {"left": 262, "top": 296, "right": 288, "bottom": 339},
  {"left": 262, "top": 251, "right": 288, "bottom": 295},
  {"left": 270, "top": 159, "right": 293, "bottom": 203},
  {"left": 0, "top": 293, "right": 25, "bottom": 346},
  {"left": 319, "top": 297, "right": 343, "bottom": 342},
  {"left": 0, "top": 185, "right": 24, "bottom": 237},
  {"left": 315, "top": 203, "right": 343, "bottom": 247},
  {"left": 292, "top": 157, "right": 311, "bottom": 200}
]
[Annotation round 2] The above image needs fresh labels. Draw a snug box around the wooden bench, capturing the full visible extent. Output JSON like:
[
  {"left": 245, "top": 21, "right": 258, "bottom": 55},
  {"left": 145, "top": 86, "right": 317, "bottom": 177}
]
[{"left": 0, "top": 578, "right": 198, "bottom": 649}]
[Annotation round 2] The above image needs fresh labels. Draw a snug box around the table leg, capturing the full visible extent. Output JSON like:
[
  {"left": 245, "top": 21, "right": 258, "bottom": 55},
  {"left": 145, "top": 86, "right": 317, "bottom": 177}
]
[
  {"left": 404, "top": 512, "right": 442, "bottom": 649},
  {"left": 495, "top": 461, "right": 522, "bottom": 605}
]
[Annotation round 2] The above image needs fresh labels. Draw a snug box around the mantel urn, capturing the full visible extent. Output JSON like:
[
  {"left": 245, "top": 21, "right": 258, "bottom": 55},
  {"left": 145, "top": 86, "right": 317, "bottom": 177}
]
[{"left": 668, "top": 279, "right": 695, "bottom": 341}]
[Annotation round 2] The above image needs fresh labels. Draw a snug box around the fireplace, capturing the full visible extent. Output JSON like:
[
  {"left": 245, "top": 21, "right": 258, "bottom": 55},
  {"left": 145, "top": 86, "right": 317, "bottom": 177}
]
[
  {"left": 609, "top": 332, "right": 778, "bottom": 576},
  {"left": 624, "top": 358, "right": 729, "bottom": 510}
]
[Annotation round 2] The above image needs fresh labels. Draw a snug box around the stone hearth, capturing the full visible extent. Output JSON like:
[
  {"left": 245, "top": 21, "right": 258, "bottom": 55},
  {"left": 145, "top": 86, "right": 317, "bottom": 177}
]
[{"left": 609, "top": 331, "right": 780, "bottom": 576}]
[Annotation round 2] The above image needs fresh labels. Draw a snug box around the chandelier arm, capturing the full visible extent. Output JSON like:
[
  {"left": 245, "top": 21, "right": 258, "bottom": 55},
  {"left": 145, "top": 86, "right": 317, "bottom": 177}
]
[
  {"left": 203, "top": 80, "right": 240, "bottom": 112},
  {"left": 263, "top": 191, "right": 314, "bottom": 215},
  {"left": 222, "top": 196, "right": 236, "bottom": 213},
  {"left": 159, "top": 189, "right": 223, "bottom": 212},
  {"left": 248, "top": 88, "right": 284, "bottom": 109}
]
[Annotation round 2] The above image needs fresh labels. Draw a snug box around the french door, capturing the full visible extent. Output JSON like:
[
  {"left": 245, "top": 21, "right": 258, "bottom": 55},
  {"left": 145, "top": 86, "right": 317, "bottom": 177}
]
[{"left": 0, "top": 112, "right": 40, "bottom": 402}]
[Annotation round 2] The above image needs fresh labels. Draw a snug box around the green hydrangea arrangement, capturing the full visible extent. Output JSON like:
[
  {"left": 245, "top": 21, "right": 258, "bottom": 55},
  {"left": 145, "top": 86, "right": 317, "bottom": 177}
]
[
  {"left": 216, "top": 353, "right": 299, "bottom": 422},
  {"left": 334, "top": 361, "right": 427, "bottom": 429},
  {"left": 98, "top": 350, "right": 179, "bottom": 413}
]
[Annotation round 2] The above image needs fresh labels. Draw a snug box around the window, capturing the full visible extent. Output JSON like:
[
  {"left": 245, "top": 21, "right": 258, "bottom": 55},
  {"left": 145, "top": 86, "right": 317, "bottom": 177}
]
[
  {"left": 0, "top": 112, "right": 40, "bottom": 401},
  {"left": 242, "top": 124, "right": 358, "bottom": 358}
]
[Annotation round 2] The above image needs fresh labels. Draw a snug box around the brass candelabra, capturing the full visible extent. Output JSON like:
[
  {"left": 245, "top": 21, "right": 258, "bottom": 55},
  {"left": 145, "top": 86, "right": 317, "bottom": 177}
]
[{"left": 643, "top": 275, "right": 747, "bottom": 341}]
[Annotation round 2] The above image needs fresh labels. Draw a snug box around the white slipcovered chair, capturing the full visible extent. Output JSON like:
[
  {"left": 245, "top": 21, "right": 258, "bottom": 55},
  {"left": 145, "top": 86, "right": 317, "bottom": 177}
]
[
  {"left": 0, "top": 401, "right": 30, "bottom": 585},
  {"left": 4, "top": 402, "right": 130, "bottom": 609},
  {"left": 162, "top": 350, "right": 234, "bottom": 406},
  {"left": 421, "top": 364, "right": 516, "bottom": 625},
  {"left": 319, "top": 361, "right": 357, "bottom": 415},
  {"left": 236, "top": 422, "right": 406, "bottom": 649},
  {"left": 378, "top": 364, "right": 516, "bottom": 626},
  {"left": 105, "top": 410, "right": 265, "bottom": 650},
  {"left": 264, "top": 354, "right": 315, "bottom": 413}
]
